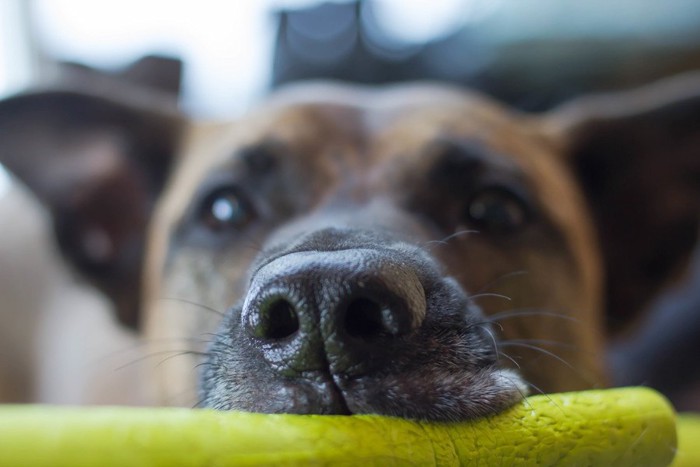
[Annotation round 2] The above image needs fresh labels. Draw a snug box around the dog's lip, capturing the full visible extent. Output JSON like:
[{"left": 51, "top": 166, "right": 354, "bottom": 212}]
[
  {"left": 326, "top": 377, "right": 353, "bottom": 415},
  {"left": 287, "top": 370, "right": 354, "bottom": 415}
]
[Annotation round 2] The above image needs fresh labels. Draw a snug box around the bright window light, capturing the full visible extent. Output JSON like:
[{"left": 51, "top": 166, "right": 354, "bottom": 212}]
[{"left": 33, "top": 0, "right": 276, "bottom": 117}]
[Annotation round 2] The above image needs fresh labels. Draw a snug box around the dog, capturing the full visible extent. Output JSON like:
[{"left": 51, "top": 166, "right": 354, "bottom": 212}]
[{"left": 0, "top": 74, "right": 698, "bottom": 420}]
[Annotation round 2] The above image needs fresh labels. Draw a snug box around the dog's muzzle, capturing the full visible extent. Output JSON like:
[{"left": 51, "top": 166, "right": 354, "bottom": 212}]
[{"left": 200, "top": 228, "right": 526, "bottom": 420}]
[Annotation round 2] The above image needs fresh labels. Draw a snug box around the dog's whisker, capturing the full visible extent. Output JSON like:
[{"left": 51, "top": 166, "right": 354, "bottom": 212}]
[
  {"left": 465, "top": 319, "right": 504, "bottom": 334},
  {"left": 88, "top": 338, "right": 212, "bottom": 369},
  {"left": 499, "top": 341, "right": 581, "bottom": 376},
  {"left": 503, "top": 338, "right": 579, "bottom": 351},
  {"left": 469, "top": 292, "right": 512, "bottom": 302},
  {"left": 201, "top": 332, "right": 227, "bottom": 340},
  {"left": 623, "top": 425, "right": 650, "bottom": 459},
  {"left": 193, "top": 361, "right": 215, "bottom": 371},
  {"left": 160, "top": 387, "right": 202, "bottom": 408},
  {"left": 504, "top": 375, "right": 564, "bottom": 415},
  {"left": 424, "top": 229, "right": 480, "bottom": 247},
  {"left": 488, "top": 308, "right": 581, "bottom": 324},
  {"left": 521, "top": 380, "right": 563, "bottom": 413},
  {"left": 150, "top": 355, "right": 217, "bottom": 408},
  {"left": 155, "top": 351, "right": 209, "bottom": 369},
  {"left": 192, "top": 397, "right": 208, "bottom": 409},
  {"left": 474, "top": 323, "right": 527, "bottom": 374},
  {"left": 159, "top": 297, "right": 226, "bottom": 317},
  {"left": 476, "top": 323, "right": 499, "bottom": 358},
  {"left": 113, "top": 336, "right": 213, "bottom": 352},
  {"left": 200, "top": 333, "right": 239, "bottom": 353},
  {"left": 113, "top": 350, "right": 208, "bottom": 371},
  {"left": 474, "top": 270, "right": 530, "bottom": 294},
  {"left": 501, "top": 375, "right": 532, "bottom": 409},
  {"left": 239, "top": 230, "right": 265, "bottom": 253},
  {"left": 511, "top": 338, "right": 607, "bottom": 362},
  {"left": 497, "top": 350, "right": 522, "bottom": 370}
]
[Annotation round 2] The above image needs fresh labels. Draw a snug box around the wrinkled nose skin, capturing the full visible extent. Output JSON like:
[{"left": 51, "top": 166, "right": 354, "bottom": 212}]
[
  {"left": 200, "top": 228, "right": 526, "bottom": 421},
  {"left": 243, "top": 248, "right": 427, "bottom": 378}
]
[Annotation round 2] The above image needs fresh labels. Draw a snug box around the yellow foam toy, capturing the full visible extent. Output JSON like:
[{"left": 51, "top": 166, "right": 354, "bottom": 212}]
[
  {"left": 0, "top": 387, "right": 690, "bottom": 466},
  {"left": 675, "top": 414, "right": 700, "bottom": 467}
]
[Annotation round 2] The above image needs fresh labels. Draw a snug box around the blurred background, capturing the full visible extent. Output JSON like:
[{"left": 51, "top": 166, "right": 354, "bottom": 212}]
[
  {"left": 2, "top": 0, "right": 700, "bottom": 178},
  {"left": 1, "top": 0, "right": 700, "bottom": 407},
  {"left": 2, "top": 0, "right": 700, "bottom": 190}
]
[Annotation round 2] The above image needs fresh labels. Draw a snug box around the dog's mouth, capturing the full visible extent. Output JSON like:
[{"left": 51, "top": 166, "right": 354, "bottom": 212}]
[
  {"left": 197, "top": 231, "right": 527, "bottom": 421},
  {"left": 199, "top": 308, "right": 526, "bottom": 421}
]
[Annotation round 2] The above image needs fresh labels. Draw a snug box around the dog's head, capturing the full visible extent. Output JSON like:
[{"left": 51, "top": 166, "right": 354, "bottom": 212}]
[{"left": 1, "top": 76, "right": 699, "bottom": 421}]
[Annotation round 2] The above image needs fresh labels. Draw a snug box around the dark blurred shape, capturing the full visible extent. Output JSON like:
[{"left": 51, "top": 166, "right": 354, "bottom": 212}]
[
  {"left": 57, "top": 55, "right": 184, "bottom": 101},
  {"left": 117, "top": 55, "right": 183, "bottom": 97},
  {"left": 277, "top": 1, "right": 358, "bottom": 70},
  {"left": 272, "top": 1, "right": 700, "bottom": 111},
  {"left": 610, "top": 250, "right": 700, "bottom": 411},
  {"left": 273, "top": 2, "right": 487, "bottom": 91}
]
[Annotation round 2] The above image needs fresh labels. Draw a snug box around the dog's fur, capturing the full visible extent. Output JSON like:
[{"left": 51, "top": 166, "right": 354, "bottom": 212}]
[{"left": 1, "top": 74, "right": 699, "bottom": 420}]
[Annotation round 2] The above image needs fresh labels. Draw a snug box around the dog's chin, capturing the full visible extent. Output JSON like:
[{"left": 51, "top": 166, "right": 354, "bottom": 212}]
[{"left": 200, "top": 367, "right": 527, "bottom": 422}]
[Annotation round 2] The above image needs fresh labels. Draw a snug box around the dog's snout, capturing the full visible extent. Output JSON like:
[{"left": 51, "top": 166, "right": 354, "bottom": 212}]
[
  {"left": 205, "top": 230, "right": 525, "bottom": 419},
  {"left": 242, "top": 249, "right": 427, "bottom": 376}
]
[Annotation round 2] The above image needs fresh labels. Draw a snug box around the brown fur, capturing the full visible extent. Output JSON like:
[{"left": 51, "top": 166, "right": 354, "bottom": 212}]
[
  {"left": 1, "top": 76, "right": 699, "bottom": 417},
  {"left": 144, "top": 83, "right": 606, "bottom": 406}
]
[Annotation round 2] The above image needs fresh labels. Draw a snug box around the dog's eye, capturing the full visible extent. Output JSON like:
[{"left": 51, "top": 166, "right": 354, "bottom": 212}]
[
  {"left": 466, "top": 187, "right": 531, "bottom": 234},
  {"left": 199, "top": 188, "right": 254, "bottom": 231}
]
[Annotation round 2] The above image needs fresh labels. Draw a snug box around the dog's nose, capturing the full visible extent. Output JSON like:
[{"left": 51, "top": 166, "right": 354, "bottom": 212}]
[{"left": 241, "top": 249, "right": 426, "bottom": 376}]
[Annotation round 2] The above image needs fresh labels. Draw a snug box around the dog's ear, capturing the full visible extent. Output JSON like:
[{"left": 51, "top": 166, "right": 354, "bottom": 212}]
[
  {"left": 59, "top": 55, "right": 183, "bottom": 98},
  {"left": 0, "top": 90, "right": 184, "bottom": 329},
  {"left": 549, "top": 73, "right": 700, "bottom": 332}
]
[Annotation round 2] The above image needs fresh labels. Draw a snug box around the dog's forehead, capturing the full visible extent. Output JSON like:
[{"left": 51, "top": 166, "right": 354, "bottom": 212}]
[
  {"left": 263, "top": 81, "right": 471, "bottom": 110},
  {"left": 213, "top": 81, "right": 544, "bottom": 171},
  {"left": 258, "top": 81, "right": 515, "bottom": 137}
]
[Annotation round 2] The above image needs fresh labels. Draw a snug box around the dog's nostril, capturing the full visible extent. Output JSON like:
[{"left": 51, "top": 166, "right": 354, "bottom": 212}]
[
  {"left": 257, "top": 299, "right": 300, "bottom": 339},
  {"left": 345, "top": 298, "right": 398, "bottom": 339}
]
